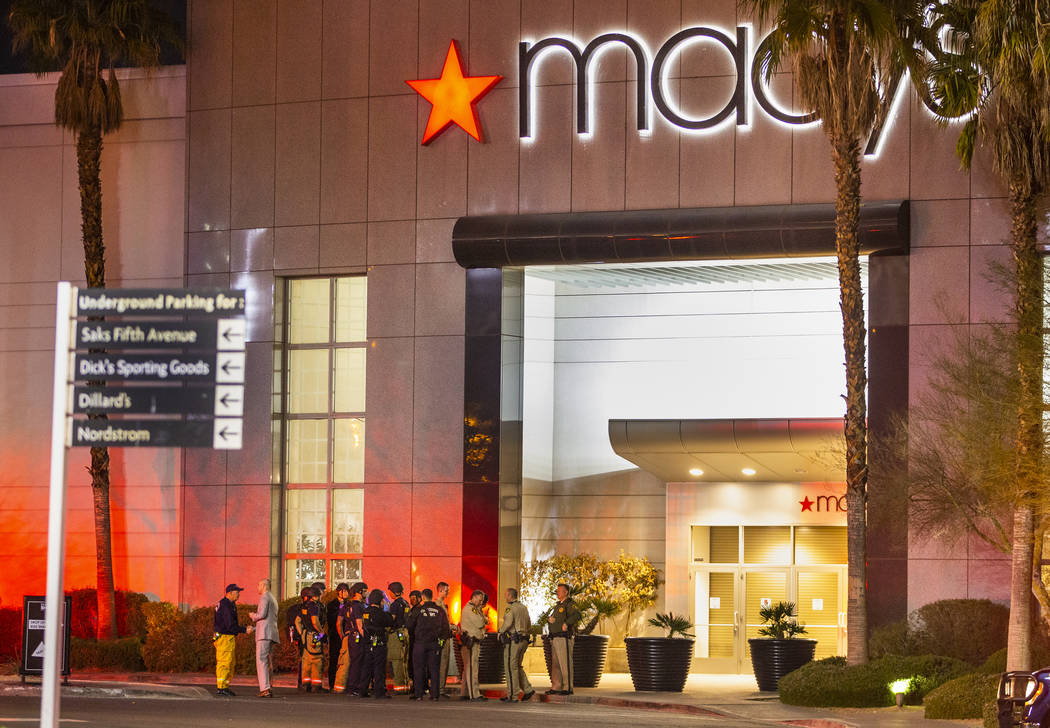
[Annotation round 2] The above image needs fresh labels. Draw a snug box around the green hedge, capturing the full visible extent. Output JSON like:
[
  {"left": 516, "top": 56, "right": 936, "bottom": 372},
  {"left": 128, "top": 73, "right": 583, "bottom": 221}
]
[
  {"left": 778, "top": 654, "right": 972, "bottom": 707},
  {"left": 923, "top": 672, "right": 1000, "bottom": 720},
  {"left": 70, "top": 637, "right": 145, "bottom": 671},
  {"left": 869, "top": 599, "right": 1009, "bottom": 666}
]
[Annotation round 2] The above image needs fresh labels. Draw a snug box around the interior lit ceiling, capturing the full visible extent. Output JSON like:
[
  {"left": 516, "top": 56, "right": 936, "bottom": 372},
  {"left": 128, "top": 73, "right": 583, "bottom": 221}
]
[
  {"left": 527, "top": 258, "right": 867, "bottom": 289},
  {"left": 609, "top": 418, "right": 846, "bottom": 483}
]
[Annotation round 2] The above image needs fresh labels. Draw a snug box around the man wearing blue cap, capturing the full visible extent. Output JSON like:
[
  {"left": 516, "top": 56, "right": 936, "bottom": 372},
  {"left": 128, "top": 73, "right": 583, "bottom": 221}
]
[{"left": 214, "top": 583, "right": 252, "bottom": 697}]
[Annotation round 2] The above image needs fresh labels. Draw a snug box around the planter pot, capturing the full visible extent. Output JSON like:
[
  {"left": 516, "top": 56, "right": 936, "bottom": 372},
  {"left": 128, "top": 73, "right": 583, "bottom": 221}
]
[
  {"left": 541, "top": 633, "right": 611, "bottom": 688},
  {"left": 624, "top": 637, "right": 694, "bottom": 692},
  {"left": 748, "top": 638, "right": 817, "bottom": 692}
]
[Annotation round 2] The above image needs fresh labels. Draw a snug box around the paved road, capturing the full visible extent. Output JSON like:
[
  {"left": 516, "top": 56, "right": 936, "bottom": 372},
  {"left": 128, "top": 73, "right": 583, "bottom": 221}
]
[{"left": 0, "top": 694, "right": 770, "bottom": 727}]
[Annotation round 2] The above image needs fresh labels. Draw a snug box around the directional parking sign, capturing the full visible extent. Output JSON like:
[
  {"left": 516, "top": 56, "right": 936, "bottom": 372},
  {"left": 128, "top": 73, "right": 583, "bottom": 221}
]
[{"left": 65, "top": 287, "right": 247, "bottom": 450}]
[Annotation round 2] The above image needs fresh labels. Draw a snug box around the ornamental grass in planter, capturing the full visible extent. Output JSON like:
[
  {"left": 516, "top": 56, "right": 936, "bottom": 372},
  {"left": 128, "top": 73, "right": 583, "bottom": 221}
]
[
  {"left": 748, "top": 601, "right": 816, "bottom": 692},
  {"left": 624, "top": 612, "right": 695, "bottom": 692}
]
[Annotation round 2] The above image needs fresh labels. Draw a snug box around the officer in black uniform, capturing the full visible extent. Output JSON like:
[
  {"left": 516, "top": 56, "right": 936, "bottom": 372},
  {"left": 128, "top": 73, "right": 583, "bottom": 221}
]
[
  {"left": 345, "top": 582, "right": 367, "bottom": 697},
  {"left": 406, "top": 590, "right": 423, "bottom": 693},
  {"left": 386, "top": 582, "right": 411, "bottom": 693},
  {"left": 327, "top": 583, "right": 350, "bottom": 690},
  {"left": 405, "top": 588, "right": 451, "bottom": 701},
  {"left": 359, "top": 588, "right": 395, "bottom": 698}
]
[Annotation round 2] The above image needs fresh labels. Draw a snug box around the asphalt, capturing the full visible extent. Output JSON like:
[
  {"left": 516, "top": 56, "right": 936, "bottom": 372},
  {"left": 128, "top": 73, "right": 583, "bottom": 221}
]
[{"left": 0, "top": 671, "right": 981, "bottom": 728}]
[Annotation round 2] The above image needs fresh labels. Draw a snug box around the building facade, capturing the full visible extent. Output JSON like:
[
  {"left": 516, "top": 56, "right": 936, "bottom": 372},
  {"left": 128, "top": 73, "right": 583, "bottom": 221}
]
[{"left": 0, "top": 0, "right": 1016, "bottom": 671}]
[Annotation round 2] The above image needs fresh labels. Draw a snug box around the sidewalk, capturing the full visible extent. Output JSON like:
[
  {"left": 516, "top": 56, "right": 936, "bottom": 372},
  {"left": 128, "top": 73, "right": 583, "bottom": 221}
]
[{"left": 1, "top": 671, "right": 980, "bottom": 728}]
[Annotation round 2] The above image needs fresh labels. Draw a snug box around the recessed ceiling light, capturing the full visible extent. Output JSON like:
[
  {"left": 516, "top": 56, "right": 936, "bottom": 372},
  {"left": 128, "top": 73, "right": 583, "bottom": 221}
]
[
  {"left": 741, "top": 467, "right": 757, "bottom": 476},
  {"left": 688, "top": 467, "right": 704, "bottom": 477}
]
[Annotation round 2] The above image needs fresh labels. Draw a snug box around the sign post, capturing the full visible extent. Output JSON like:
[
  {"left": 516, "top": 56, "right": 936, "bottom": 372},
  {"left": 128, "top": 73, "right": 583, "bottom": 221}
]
[{"left": 41, "top": 284, "right": 246, "bottom": 728}]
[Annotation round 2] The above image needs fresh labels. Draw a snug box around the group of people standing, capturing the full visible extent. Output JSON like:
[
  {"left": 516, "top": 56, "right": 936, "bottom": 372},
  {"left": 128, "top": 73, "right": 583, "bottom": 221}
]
[{"left": 212, "top": 578, "right": 581, "bottom": 702}]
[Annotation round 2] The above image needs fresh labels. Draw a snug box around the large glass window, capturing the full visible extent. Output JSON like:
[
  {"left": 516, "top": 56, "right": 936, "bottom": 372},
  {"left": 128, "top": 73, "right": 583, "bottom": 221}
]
[{"left": 282, "top": 276, "right": 367, "bottom": 597}]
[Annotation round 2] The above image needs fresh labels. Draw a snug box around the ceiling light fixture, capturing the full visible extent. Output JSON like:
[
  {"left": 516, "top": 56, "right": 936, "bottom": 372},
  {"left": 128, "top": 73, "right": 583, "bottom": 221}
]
[
  {"left": 689, "top": 467, "right": 704, "bottom": 477},
  {"left": 741, "top": 467, "right": 757, "bottom": 476}
]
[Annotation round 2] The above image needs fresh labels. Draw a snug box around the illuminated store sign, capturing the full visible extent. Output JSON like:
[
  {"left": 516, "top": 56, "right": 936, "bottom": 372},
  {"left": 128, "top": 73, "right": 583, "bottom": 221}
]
[{"left": 411, "top": 27, "right": 956, "bottom": 151}]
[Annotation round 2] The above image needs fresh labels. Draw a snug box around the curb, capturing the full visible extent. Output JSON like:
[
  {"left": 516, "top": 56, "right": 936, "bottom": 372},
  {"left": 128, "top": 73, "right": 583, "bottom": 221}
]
[
  {"left": 779, "top": 721, "right": 856, "bottom": 728},
  {"left": 540, "top": 692, "right": 724, "bottom": 717},
  {"left": 1, "top": 680, "right": 211, "bottom": 700}
]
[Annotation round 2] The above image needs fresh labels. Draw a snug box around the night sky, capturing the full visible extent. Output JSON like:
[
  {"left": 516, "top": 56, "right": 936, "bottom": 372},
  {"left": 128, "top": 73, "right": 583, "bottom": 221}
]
[{"left": 0, "top": 0, "right": 186, "bottom": 75}]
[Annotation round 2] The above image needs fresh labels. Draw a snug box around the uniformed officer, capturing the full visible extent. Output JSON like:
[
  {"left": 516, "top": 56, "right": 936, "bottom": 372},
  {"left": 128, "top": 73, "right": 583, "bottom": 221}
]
[
  {"left": 406, "top": 590, "right": 423, "bottom": 693},
  {"left": 360, "top": 588, "right": 395, "bottom": 698},
  {"left": 458, "top": 589, "right": 488, "bottom": 701},
  {"left": 546, "top": 583, "right": 581, "bottom": 695},
  {"left": 294, "top": 587, "right": 328, "bottom": 693},
  {"left": 327, "top": 582, "right": 349, "bottom": 690},
  {"left": 498, "top": 587, "right": 535, "bottom": 703},
  {"left": 435, "top": 581, "right": 453, "bottom": 694},
  {"left": 386, "top": 582, "right": 411, "bottom": 693},
  {"left": 332, "top": 584, "right": 355, "bottom": 694},
  {"left": 344, "top": 582, "right": 367, "bottom": 696},
  {"left": 406, "top": 588, "right": 451, "bottom": 701},
  {"left": 213, "top": 583, "right": 252, "bottom": 696}
]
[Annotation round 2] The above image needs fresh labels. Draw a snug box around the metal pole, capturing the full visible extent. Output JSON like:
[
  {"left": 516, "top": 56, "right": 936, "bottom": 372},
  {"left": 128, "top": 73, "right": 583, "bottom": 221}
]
[{"left": 41, "top": 282, "right": 73, "bottom": 728}]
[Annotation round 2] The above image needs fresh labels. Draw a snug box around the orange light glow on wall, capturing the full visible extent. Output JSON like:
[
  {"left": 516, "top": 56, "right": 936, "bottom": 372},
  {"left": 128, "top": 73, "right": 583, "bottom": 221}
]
[{"left": 406, "top": 40, "right": 502, "bottom": 145}]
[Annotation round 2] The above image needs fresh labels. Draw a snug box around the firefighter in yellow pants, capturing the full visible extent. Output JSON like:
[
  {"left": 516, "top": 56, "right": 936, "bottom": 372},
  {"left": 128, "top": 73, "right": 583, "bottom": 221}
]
[
  {"left": 295, "top": 586, "right": 328, "bottom": 692},
  {"left": 213, "top": 583, "right": 251, "bottom": 696}
]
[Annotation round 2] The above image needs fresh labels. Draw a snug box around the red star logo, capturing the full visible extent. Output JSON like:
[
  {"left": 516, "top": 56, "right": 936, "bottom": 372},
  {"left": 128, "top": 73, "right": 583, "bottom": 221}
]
[
  {"left": 800, "top": 496, "right": 814, "bottom": 512},
  {"left": 406, "top": 40, "right": 502, "bottom": 145}
]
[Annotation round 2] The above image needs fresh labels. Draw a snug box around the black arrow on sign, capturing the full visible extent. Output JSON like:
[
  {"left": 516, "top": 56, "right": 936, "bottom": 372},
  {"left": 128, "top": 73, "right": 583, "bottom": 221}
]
[
  {"left": 221, "top": 326, "right": 244, "bottom": 342},
  {"left": 218, "top": 392, "right": 241, "bottom": 408},
  {"left": 220, "top": 360, "right": 243, "bottom": 376},
  {"left": 217, "top": 425, "right": 240, "bottom": 441}
]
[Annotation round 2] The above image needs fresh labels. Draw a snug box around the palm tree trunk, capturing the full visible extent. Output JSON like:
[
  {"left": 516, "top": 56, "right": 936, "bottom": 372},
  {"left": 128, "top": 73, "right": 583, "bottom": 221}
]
[
  {"left": 1006, "top": 182, "right": 1041, "bottom": 671},
  {"left": 76, "top": 123, "right": 117, "bottom": 641},
  {"left": 832, "top": 135, "right": 868, "bottom": 665}
]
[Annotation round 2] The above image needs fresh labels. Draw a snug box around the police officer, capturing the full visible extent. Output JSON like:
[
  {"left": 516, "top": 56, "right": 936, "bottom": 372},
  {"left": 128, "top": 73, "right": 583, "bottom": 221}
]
[
  {"left": 435, "top": 581, "right": 453, "bottom": 694},
  {"left": 327, "top": 582, "right": 349, "bottom": 690},
  {"left": 294, "top": 587, "right": 328, "bottom": 693},
  {"left": 214, "top": 583, "right": 252, "bottom": 696},
  {"left": 458, "top": 590, "right": 488, "bottom": 701},
  {"left": 386, "top": 582, "right": 411, "bottom": 693},
  {"left": 406, "top": 590, "right": 423, "bottom": 693},
  {"left": 359, "top": 588, "right": 395, "bottom": 698},
  {"left": 332, "top": 584, "right": 355, "bottom": 694},
  {"left": 498, "top": 587, "right": 535, "bottom": 703},
  {"left": 546, "top": 583, "right": 581, "bottom": 695},
  {"left": 406, "top": 588, "right": 450, "bottom": 701},
  {"left": 345, "top": 582, "right": 367, "bottom": 697}
]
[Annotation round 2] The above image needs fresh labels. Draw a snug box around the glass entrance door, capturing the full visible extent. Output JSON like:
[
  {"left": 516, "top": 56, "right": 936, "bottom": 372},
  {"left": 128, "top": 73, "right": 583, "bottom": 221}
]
[
  {"left": 743, "top": 570, "right": 790, "bottom": 665},
  {"left": 796, "top": 568, "right": 846, "bottom": 658},
  {"left": 694, "top": 570, "right": 738, "bottom": 672}
]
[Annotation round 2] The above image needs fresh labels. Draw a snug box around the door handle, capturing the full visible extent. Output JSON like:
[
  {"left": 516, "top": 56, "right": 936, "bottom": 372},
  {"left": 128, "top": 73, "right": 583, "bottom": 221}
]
[{"left": 733, "top": 611, "right": 739, "bottom": 634}]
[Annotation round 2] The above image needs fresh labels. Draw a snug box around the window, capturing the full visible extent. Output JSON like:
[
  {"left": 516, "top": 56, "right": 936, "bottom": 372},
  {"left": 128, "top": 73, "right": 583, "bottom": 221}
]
[{"left": 281, "top": 277, "right": 367, "bottom": 597}]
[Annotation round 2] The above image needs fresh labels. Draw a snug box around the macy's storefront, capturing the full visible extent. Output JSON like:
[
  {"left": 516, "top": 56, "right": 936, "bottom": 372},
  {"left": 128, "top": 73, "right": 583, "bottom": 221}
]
[{"left": 0, "top": 2, "right": 1010, "bottom": 671}]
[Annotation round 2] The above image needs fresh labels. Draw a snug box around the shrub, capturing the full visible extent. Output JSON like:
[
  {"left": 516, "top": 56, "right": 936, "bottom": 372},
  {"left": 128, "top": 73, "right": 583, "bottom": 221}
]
[
  {"left": 868, "top": 600, "right": 1009, "bottom": 666},
  {"left": 69, "top": 589, "right": 151, "bottom": 639},
  {"left": 70, "top": 637, "right": 145, "bottom": 671},
  {"left": 779, "top": 654, "right": 972, "bottom": 707},
  {"left": 0, "top": 607, "right": 22, "bottom": 662},
  {"left": 923, "top": 672, "right": 1000, "bottom": 720},
  {"left": 869, "top": 619, "right": 913, "bottom": 659}
]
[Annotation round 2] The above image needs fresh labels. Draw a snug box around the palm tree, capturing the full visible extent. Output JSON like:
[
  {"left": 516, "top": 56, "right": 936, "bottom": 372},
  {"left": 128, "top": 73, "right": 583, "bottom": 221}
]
[
  {"left": 742, "top": 0, "right": 930, "bottom": 664},
  {"left": 8, "top": 0, "right": 181, "bottom": 640},
  {"left": 926, "top": 0, "right": 1050, "bottom": 671}
]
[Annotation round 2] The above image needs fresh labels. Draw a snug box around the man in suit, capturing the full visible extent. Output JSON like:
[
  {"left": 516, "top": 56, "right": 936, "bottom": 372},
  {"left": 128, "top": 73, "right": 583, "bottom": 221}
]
[{"left": 250, "top": 578, "right": 279, "bottom": 698}]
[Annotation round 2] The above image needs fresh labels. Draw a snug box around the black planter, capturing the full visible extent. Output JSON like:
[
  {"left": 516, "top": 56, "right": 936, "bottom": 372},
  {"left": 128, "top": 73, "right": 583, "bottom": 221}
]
[
  {"left": 624, "top": 637, "right": 694, "bottom": 692},
  {"left": 541, "top": 633, "right": 611, "bottom": 688},
  {"left": 748, "top": 638, "right": 817, "bottom": 692}
]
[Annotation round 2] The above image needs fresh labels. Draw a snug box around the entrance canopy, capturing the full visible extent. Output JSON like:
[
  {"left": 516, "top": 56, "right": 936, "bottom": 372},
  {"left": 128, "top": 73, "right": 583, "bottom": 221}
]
[{"left": 609, "top": 418, "right": 845, "bottom": 483}]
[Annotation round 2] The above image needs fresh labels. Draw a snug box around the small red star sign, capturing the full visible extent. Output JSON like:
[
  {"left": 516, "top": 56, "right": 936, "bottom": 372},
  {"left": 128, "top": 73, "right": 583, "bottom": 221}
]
[
  {"left": 799, "top": 496, "right": 814, "bottom": 512},
  {"left": 407, "top": 40, "right": 502, "bottom": 145}
]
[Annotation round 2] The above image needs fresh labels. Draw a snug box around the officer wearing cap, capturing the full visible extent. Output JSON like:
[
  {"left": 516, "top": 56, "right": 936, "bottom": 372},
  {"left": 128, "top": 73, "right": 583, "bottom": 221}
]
[
  {"left": 332, "top": 584, "right": 354, "bottom": 694},
  {"left": 406, "top": 590, "right": 422, "bottom": 693},
  {"left": 406, "top": 588, "right": 451, "bottom": 701},
  {"left": 295, "top": 587, "right": 328, "bottom": 693},
  {"left": 360, "top": 588, "right": 395, "bottom": 698},
  {"left": 498, "top": 587, "right": 535, "bottom": 702},
  {"left": 214, "top": 583, "right": 252, "bottom": 697},
  {"left": 386, "top": 582, "right": 411, "bottom": 693},
  {"left": 459, "top": 589, "right": 488, "bottom": 701},
  {"left": 345, "top": 582, "right": 368, "bottom": 696},
  {"left": 327, "top": 583, "right": 350, "bottom": 690}
]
